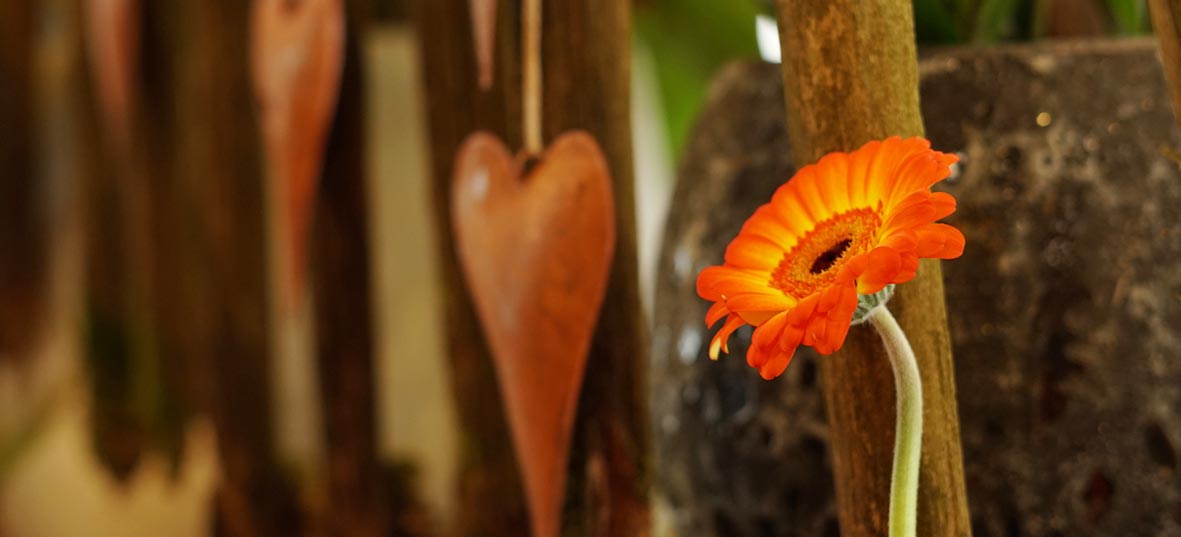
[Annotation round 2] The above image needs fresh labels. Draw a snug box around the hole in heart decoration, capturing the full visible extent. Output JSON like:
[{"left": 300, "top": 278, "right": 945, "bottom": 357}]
[
  {"left": 250, "top": 0, "right": 345, "bottom": 312},
  {"left": 452, "top": 1, "right": 617, "bottom": 536}
]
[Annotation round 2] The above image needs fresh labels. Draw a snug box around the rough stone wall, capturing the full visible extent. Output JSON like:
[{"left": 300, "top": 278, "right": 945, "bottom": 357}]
[{"left": 652, "top": 39, "right": 1181, "bottom": 537}]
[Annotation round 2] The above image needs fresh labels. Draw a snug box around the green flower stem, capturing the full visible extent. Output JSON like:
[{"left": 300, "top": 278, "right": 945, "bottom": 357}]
[{"left": 867, "top": 304, "right": 922, "bottom": 537}]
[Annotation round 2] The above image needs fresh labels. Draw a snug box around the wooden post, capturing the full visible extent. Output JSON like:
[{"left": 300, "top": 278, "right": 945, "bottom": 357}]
[
  {"left": 138, "top": 1, "right": 298, "bottom": 534},
  {"left": 773, "top": 1, "right": 972, "bottom": 535},
  {"left": 417, "top": 2, "right": 530, "bottom": 535},
  {"left": 0, "top": 0, "right": 46, "bottom": 365},
  {"left": 540, "top": 2, "right": 650, "bottom": 535},
  {"left": 1150, "top": 0, "right": 1181, "bottom": 130},
  {"left": 309, "top": 1, "right": 389, "bottom": 535},
  {"left": 77, "top": 0, "right": 178, "bottom": 479},
  {"left": 416, "top": 0, "right": 650, "bottom": 534}
]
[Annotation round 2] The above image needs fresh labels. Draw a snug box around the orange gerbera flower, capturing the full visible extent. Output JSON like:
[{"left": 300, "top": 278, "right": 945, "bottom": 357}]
[{"left": 697, "top": 137, "right": 964, "bottom": 380}]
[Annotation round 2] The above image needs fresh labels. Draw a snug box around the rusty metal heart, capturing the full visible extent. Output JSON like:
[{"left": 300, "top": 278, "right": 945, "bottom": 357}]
[
  {"left": 85, "top": 0, "right": 140, "bottom": 155},
  {"left": 468, "top": 0, "right": 497, "bottom": 89},
  {"left": 452, "top": 131, "right": 615, "bottom": 537},
  {"left": 251, "top": 0, "right": 345, "bottom": 307}
]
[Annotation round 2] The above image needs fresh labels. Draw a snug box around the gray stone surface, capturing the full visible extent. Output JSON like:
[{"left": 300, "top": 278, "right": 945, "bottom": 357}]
[{"left": 652, "top": 39, "right": 1181, "bottom": 536}]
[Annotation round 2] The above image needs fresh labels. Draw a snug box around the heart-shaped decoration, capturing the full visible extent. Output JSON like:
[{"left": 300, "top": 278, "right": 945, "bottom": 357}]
[
  {"left": 452, "top": 131, "right": 615, "bottom": 537},
  {"left": 468, "top": 0, "right": 497, "bottom": 90},
  {"left": 251, "top": 0, "right": 345, "bottom": 307},
  {"left": 85, "top": 0, "right": 140, "bottom": 155}
]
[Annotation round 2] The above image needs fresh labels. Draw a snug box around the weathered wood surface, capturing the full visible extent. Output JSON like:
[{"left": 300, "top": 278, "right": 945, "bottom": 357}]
[
  {"left": 416, "top": 0, "right": 650, "bottom": 534},
  {"left": 774, "top": 1, "right": 971, "bottom": 535},
  {"left": 654, "top": 39, "right": 1181, "bottom": 536}
]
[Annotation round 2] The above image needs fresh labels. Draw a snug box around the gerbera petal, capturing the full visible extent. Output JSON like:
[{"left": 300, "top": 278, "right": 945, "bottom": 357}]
[
  {"left": 818, "top": 314, "right": 853, "bottom": 354},
  {"left": 856, "top": 247, "right": 903, "bottom": 294},
  {"left": 711, "top": 278, "right": 780, "bottom": 301},
  {"left": 880, "top": 229, "right": 918, "bottom": 253},
  {"left": 724, "top": 234, "right": 783, "bottom": 269},
  {"left": 709, "top": 315, "right": 745, "bottom": 359},
  {"left": 881, "top": 197, "right": 937, "bottom": 236},
  {"left": 726, "top": 293, "right": 795, "bottom": 322},
  {"left": 746, "top": 312, "right": 788, "bottom": 371},
  {"left": 914, "top": 223, "right": 966, "bottom": 259},
  {"left": 893, "top": 252, "right": 920, "bottom": 284},
  {"left": 803, "top": 316, "right": 826, "bottom": 347},
  {"left": 792, "top": 167, "right": 833, "bottom": 225},
  {"left": 888, "top": 151, "right": 950, "bottom": 202},
  {"left": 786, "top": 292, "right": 820, "bottom": 327},
  {"left": 751, "top": 312, "right": 788, "bottom": 352},
  {"left": 865, "top": 137, "right": 924, "bottom": 205},
  {"left": 747, "top": 313, "right": 798, "bottom": 380},
  {"left": 930, "top": 191, "right": 957, "bottom": 220},
  {"left": 771, "top": 185, "right": 818, "bottom": 235},
  {"left": 705, "top": 302, "right": 729, "bottom": 327},
  {"left": 846, "top": 139, "right": 882, "bottom": 207},
  {"left": 814, "top": 151, "right": 852, "bottom": 212},
  {"left": 757, "top": 346, "right": 797, "bottom": 380},
  {"left": 805, "top": 282, "right": 857, "bottom": 354},
  {"left": 817, "top": 280, "right": 850, "bottom": 313},
  {"left": 740, "top": 211, "right": 797, "bottom": 251},
  {"left": 696, "top": 266, "right": 735, "bottom": 300},
  {"left": 780, "top": 322, "right": 805, "bottom": 352}
]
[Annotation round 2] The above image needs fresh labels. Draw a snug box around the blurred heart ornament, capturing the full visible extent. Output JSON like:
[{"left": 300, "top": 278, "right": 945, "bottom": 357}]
[
  {"left": 468, "top": 0, "right": 497, "bottom": 89},
  {"left": 85, "top": 0, "right": 141, "bottom": 156},
  {"left": 452, "top": 131, "right": 615, "bottom": 537},
  {"left": 251, "top": 0, "right": 345, "bottom": 307}
]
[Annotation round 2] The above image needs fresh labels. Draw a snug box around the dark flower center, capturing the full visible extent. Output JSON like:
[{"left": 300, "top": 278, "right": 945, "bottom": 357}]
[
  {"left": 809, "top": 238, "right": 852, "bottom": 274},
  {"left": 770, "top": 208, "right": 881, "bottom": 300}
]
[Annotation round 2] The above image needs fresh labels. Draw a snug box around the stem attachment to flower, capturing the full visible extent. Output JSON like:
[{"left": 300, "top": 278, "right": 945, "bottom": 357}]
[{"left": 867, "top": 304, "right": 922, "bottom": 537}]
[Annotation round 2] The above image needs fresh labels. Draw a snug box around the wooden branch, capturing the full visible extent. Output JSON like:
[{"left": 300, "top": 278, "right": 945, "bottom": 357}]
[
  {"left": 1150, "top": 0, "right": 1181, "bottom": 131},
  {"left": 417, "top": 0, "right": 649, "bottom": 534},
  {"left": 773, "top": 1, "right": 972, "bottom": 535}
]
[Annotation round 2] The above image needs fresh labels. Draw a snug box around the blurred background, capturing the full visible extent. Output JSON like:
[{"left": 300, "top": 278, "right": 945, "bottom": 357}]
[{"left": 0, "top": 0, "right": 1169, "bottom": 536}]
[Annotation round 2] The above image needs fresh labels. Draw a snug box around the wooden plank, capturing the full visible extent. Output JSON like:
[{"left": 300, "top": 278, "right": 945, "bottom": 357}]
[{"left": 773, "top": 1, "right": 972, "bottom": 535}]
